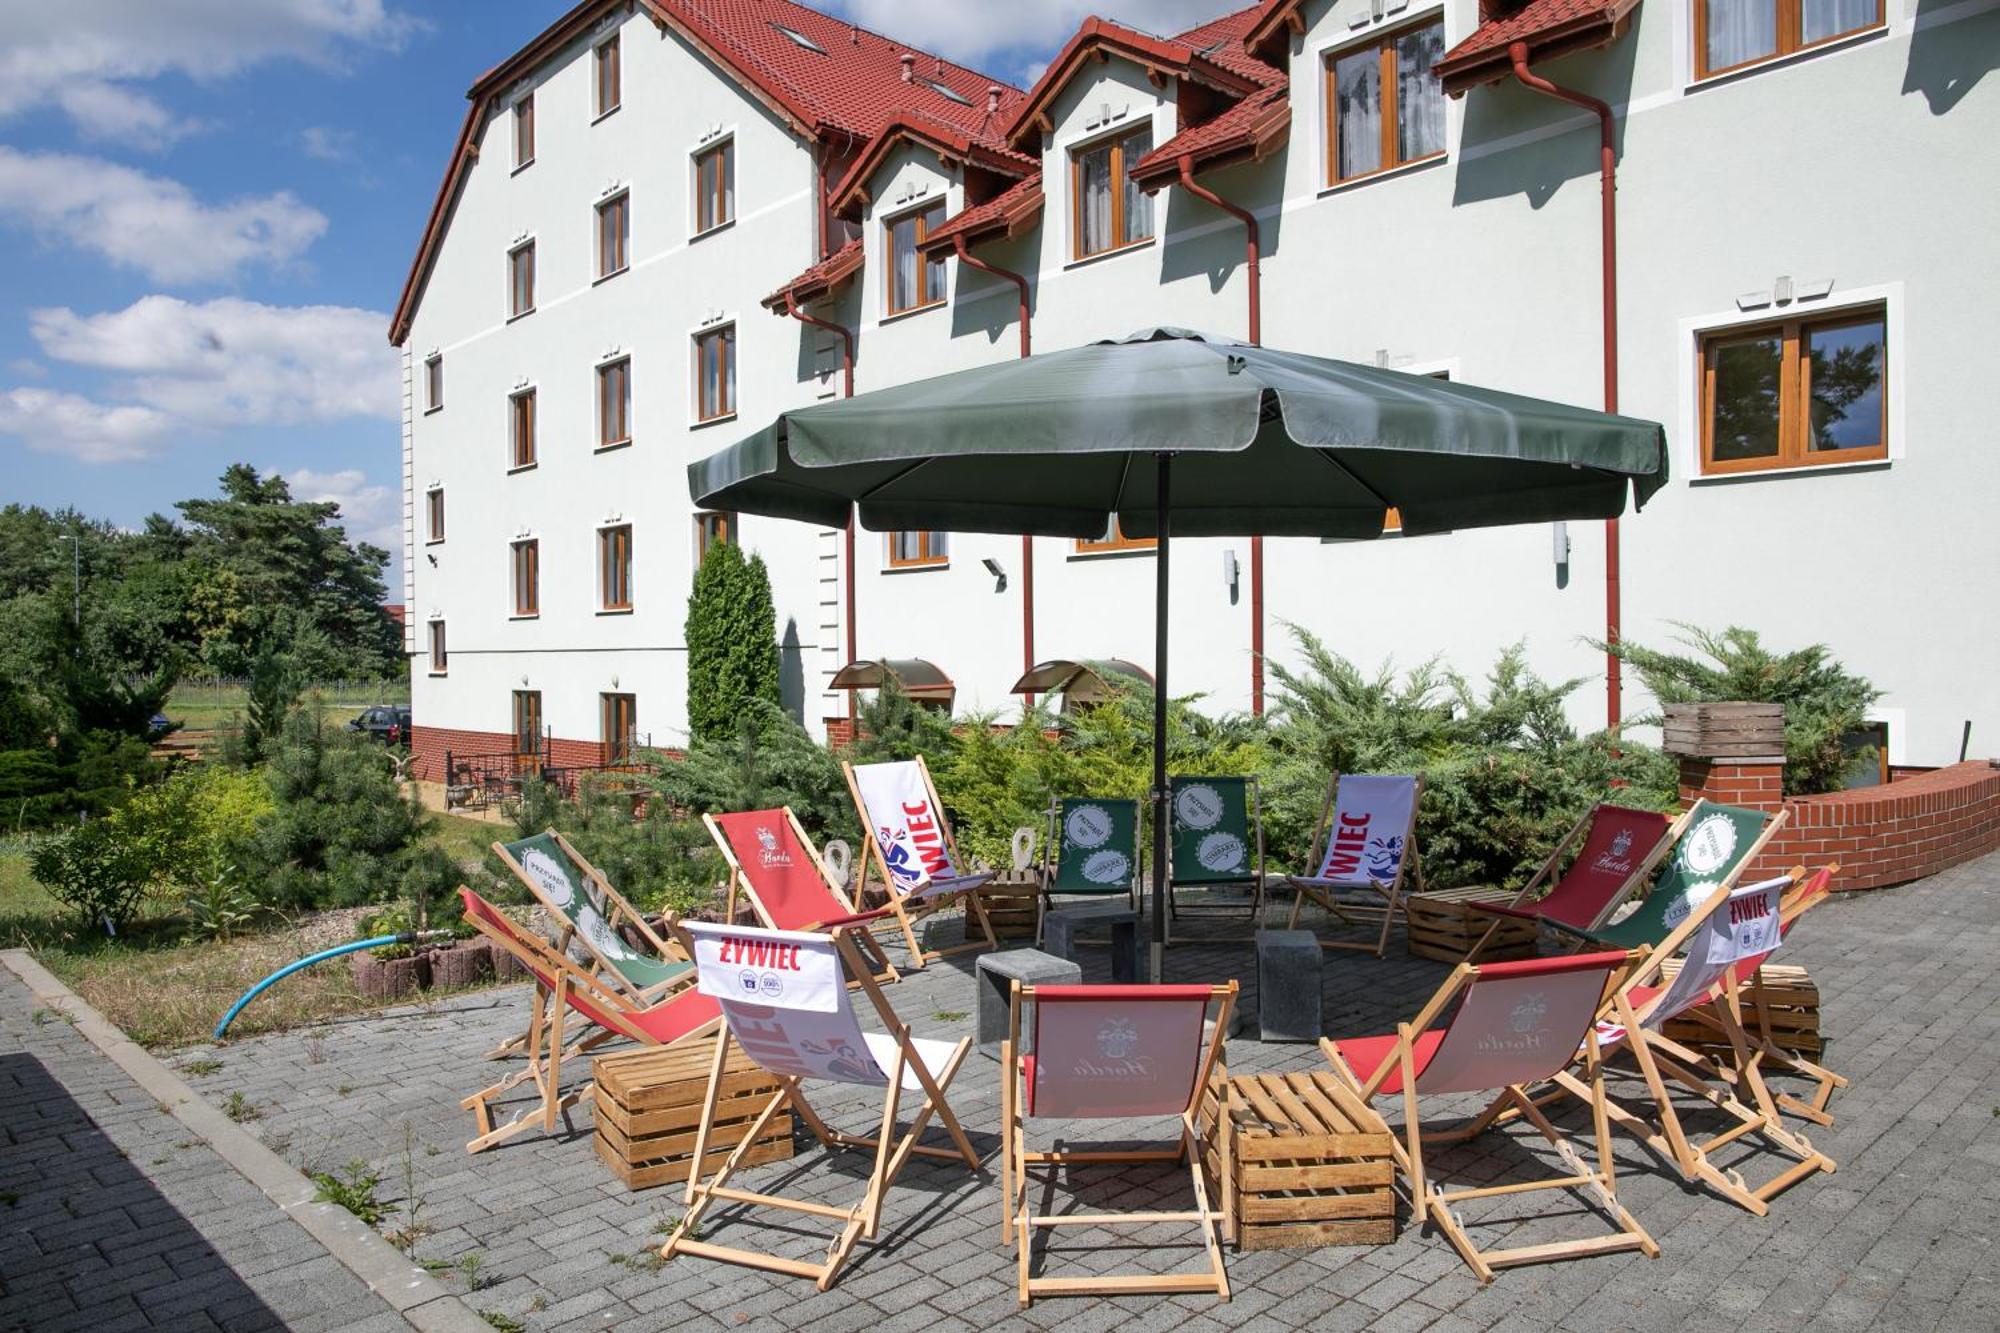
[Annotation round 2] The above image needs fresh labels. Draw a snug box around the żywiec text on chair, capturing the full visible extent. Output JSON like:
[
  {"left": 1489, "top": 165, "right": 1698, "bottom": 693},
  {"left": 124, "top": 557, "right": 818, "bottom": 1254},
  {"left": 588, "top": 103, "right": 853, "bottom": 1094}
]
[
  {"left": 1456, "top": 802, "right": 1684, "bottom": 962},
  {"left": 1320, "top": 951, "right": 1658, "bottom": 1282},
  {"left": 659, "top": 922, "right": 978, "bottom": 1290},
  {"left": 703, "top": 807, "right": 899, "bottom": 982},
  {"left": 1002, "top": 980, "right": 1237, "bottom": 1306},
  {"left": 1283, "top": 774, "right": 1423, "bottom": 956},
  {"left": 844, "top": 757, "right": 996, "bottom": 967},
  {"left": 455, "top": 886, "right": 719, "bottom": 1153},
  {"left": 1037, "top": 796, "right": 1141, "bottom": 940},
  {"left": 1562, "top": 801, "right": 1788, "bottom": 953},
  {"left": 1166, "top": 775, "right": 1266, "bottom": 925},
  {"left": 493, "top": 831, "right": 691, "bottom": 1004}
]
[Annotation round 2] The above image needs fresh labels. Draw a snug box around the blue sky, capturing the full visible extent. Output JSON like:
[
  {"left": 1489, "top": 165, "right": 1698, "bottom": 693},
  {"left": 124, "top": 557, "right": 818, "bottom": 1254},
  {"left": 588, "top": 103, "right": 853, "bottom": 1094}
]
[{"left": 0, "top": 0, "right": 1226, "bottom": 572}]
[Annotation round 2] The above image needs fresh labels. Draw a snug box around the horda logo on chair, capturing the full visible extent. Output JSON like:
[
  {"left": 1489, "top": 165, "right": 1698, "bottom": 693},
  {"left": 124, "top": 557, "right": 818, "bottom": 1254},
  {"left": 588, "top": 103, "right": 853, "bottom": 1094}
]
[
  {"left": 753, "top": 825, "right": 793, "bottom": 869},
  {"left": 1064, "top": 803, "right": 1114, "bottom": 848},
  {"left": 1592, "top": 827, "right": 1637, "bottom": 875},
  {"left": 1475, "top": 994, "right": 1552, "bottom": 1054},
  {"left": 1174, "top": 784, "right": 1225, "bottom": 830}
]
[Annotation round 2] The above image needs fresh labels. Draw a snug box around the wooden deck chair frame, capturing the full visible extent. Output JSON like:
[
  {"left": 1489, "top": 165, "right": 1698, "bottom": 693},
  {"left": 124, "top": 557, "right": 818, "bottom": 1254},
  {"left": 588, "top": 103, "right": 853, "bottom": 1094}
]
[
  {"left": 843, "top": 755, "right": 997, "bottom": 968},
  {"left": 455, "top": 886, "right": 720, "bottom": 1154},
  {"left": 660, "top": 927, "right": 980, "bottom": 1291},
  {"left": 1459, "top": 802, "right": 1690, "bottom": 963},
  {"left": 1283, "top": 773, "right": 1425, "bottom": 956},
  {"left": 1320, "top": 951, "right": 1658, "bottom": 1283},
  {"left": 701, "top": 806, "right": 900, "bottom": 985},
  {"left": 1554, "top": 801, "right": 1790, "bottom": 953},
  {"left": 1035, "top": 796, "right": 1142, "bottom": 944},
  {"left": 1165, "top": 775, "right": 1268, "bottom": 923},
  {"left": 1001, "top": 981, "right": 1238, "bottom": 1306}
]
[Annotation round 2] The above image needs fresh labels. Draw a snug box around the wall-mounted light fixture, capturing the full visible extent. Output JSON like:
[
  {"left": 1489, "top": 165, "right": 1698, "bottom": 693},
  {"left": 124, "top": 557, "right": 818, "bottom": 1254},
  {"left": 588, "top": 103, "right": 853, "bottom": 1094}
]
[
  {"left": 1223, "top": 549, "right": 1240, "bottom": 605},
  {"left": 981, "top": 557, "right": 1007, "bottom": 593},
  {"left": 1552, "top": 521, "right": 1571, "bottom": 591}
]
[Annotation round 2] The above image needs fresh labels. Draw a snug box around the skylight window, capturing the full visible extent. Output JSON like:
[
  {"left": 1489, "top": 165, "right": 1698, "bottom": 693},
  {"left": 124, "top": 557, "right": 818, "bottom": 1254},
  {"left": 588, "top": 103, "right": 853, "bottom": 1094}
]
[
  {"left": 924, "top": 79, "right": 973, "bottom": 106},
  {"left": 772, "top": 23, "right": 827, "bottom": 54}
]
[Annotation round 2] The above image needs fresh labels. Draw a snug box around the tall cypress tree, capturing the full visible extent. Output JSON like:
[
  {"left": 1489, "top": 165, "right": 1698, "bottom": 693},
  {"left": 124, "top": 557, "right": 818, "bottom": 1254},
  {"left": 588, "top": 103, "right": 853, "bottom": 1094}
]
[{"left": 684, "top": 543, "right": 781, "bottom": 744}]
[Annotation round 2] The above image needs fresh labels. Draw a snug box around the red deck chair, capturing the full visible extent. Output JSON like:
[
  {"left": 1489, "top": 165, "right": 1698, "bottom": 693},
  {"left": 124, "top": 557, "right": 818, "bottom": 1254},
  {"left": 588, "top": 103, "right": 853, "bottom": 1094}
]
[
  {"left": 1321, "top": 950, "right": 1656, "bottom": 1283},
  {"left": 456, "top": 886, "right": 719, "bottom": 1153},
  {"left": 1461, "top": 803, "right": 1684, "bottom": 961},
  {"left": 703, "top": 808, "right": 898, "bottom": 982},
  {"left": 1003, "top": 981, "right": 1237, "bottom": 1306}
]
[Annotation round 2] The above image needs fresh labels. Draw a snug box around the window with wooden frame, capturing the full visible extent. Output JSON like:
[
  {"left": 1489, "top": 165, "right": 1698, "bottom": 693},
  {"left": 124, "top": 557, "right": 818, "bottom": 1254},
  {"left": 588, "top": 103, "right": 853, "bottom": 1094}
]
[
  {"left": 594, "top": 34, "right": 621, "bottom": 117},
  {"left": 694, "top": 139, "right": 734, "bottom": 234},
  {"left": 510, "top": 539, "right": 540, "bottom": 618},
  {"left": 887, "top": 530, "right": 948, "bottom": 568},
  {"left": 601, "top": 692, "right": 638, "bottom": 763},
  {"left": 597, "top": 357, "right": 631, "bottom": 448},
  {"left": 599, "top": 524, "right": 633, "bottom": 611},
  {"left": 694, "top": 511, "right": 734, "bottom": 566},
  {"left": 508, "top": 388, "right": 537, "bottom": 469},
  {"left": 427, "top": 619, "right": 448, "bottom": 674},
  {"left": 886, "top": 201, "right": 947, "bottom": 315},
  {"left": 1696, "top": 0, "right": 1884, "bottom": 80},
  {"left": 596, "top": 192, "right": 629, "bottom": 279},
  {"left": 694, "top": 324, "right": 735, "bottom": 422},
  {"left": 1071, "top": 124, "right": 1154, "bottom": 260},
  {"left": 424, "top": 354, "right": 443, "bottom": 412},
  {"left": 508, "top": 241, "right": 535, "bottom": 317},
  {"left": 1074, "top": 517, "right": 1155, "bottom": 555},
  {"left": 1325, "top": 16, "right": 1446, "bottom": 185},
  {"left": 513, "top": 689, "right": 543, "bottom": 761},
  {"left": 1699, "top": 307, "right": 1887, "bottom": 475},
  {"left": 513, "top": 95, "right": 534, "bottom": 169},
  {"left": 425, "top": 487, "right": 445, "bottom": 543}
]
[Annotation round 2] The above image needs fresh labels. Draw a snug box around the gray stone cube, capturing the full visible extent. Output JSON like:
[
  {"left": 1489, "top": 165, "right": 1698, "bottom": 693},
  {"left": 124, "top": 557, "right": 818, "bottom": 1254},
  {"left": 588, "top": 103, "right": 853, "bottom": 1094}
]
[
  {"left": 1256, "top": 929, "right": 1323, "bottom": 1042},
  {"left": 1042, "top": 907, "right": 1142, "bottom": 983},
  {"left": 975, "top": 948, "right": 1082, "bottom": 1061}
]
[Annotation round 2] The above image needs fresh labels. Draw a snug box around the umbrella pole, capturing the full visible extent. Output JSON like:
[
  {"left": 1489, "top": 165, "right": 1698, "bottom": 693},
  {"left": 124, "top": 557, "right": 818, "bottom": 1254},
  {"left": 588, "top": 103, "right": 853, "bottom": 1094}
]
[{"left": 1150, "top": 452, "right": 1172, "bottom": 983}]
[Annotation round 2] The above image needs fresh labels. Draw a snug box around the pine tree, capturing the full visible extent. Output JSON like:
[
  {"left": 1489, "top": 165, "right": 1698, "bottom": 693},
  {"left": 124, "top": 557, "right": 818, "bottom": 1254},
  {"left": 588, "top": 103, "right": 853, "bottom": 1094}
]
[{"left": 684, "top": 543, "right": 781, "bottom": 745}]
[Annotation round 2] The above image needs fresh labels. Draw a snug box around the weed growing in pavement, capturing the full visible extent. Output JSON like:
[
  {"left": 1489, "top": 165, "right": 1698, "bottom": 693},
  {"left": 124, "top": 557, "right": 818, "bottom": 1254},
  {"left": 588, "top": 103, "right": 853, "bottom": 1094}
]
[
  {"left": 457, "top": 1253, "right": 487, "bottom": 1290},
  {"left": 933, "top": 1010, "right": 968, "bottom": 1022},
  {"left": 221, "top": 1091, "right": 260, "bottom": 1122},
  {"left": 302, "top": 1034, "right": 328, "bottom": 1065},
  {"left": 180, "top": 1058, "right": 222, "bottom": 1077},
  {"left": 478, "top": 1312, "right": 526, "bottom": 1333},
  {"left": 311, "top": 1160, "right": 396, "bottom": 1227},
  {"left": 384, "top": 1123, "right": 431, "bottom": 1251}
]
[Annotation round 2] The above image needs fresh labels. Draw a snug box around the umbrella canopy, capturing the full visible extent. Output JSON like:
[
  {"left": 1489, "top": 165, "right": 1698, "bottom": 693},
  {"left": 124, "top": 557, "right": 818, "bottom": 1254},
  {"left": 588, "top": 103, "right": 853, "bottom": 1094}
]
[{"left": 690, "top": 329, "right": 1667, "bottom": 540}]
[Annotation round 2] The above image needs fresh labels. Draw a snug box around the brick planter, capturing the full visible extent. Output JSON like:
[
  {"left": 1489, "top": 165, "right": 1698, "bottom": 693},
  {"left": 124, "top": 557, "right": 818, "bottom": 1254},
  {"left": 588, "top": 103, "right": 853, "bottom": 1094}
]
[
  {"left": 430, "top": 939, "right": 494, "bottom": 989},
  {"left": 353, "top": 951, "right": 431, "bottom": 1000}
]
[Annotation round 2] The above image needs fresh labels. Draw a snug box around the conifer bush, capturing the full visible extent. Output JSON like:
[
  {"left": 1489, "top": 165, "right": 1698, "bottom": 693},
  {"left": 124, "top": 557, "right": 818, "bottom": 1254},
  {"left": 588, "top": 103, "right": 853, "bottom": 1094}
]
[{"left": 684, "top": 543, "right": 782, "bottom": 746}]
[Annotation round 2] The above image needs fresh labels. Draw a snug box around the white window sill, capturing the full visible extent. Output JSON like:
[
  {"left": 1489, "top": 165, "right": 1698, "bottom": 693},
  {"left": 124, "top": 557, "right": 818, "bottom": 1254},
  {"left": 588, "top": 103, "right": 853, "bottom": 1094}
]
[
  {"left": 1067, "top": 545, "right": 1157, "bottom": 562},
  {"left": 1064, "top": 237, "right": 1156, "bottom": 273},
  {"left": 424, "top": 538, "right": 445, "bottom": 547},
  {"left": 423, "top": 405, "right": 443, "bottom": 416},
  {"left": 593, "top": 265, "right": 629, "bottom": 286},
  {"left": 593, "top": 104, "right": 621, "bottom": 126},
  {"left": 507, "top": 462, "right": 538, "bottom": 475},
  {"left": 509, "top": 614, "right": 539, "bottom": 622},
  {"left": 1684, "top": 25, "right": 1887, "bottom": 95},
  {"left": 880, "top": 301, "right": 945, "bottom": 327},
  {"left": 690, "top": 219, "right": 736, "bottom": 243},
  {"left": 1318, "top": 153, "right": 1446, "bottom": 199},
  {"left": 596, "top": 438, "right": 633, "bottom": 454},
  {"left": 511, "top": 159, "right": 534, "bottom": 176},
  {"left": 690, "top": 412, "right": 737, "bottom": 431},
  {"left": 883, "top": 561, "right": 949, "bottom": 575},
  {"left": 597, "top": 607, "right": 634, "bottom": 617},
  {"left": 1691, "top": 455, "right": 1891, "bottom": 484},
  {"left": 506, "top": 308, "right": 535, "bottom": 324}
]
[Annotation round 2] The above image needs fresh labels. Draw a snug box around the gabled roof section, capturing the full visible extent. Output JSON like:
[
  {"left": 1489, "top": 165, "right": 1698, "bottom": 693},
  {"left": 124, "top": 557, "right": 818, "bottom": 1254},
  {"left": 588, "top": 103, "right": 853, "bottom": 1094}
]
[
  {"left": 827, "top": 108, "right": 1036, "bottom": 214},
  {"left": 761, "top": 238, "right": 865, "bottom": 312},
  {"left": 1241, "top": 0, "right": 1312, "bottom": 59},
  {"left": 1128, "top": 82, "right": 1290, "bottom": 187},
  {"left": 1001, "top": 15, "right": 1270, "bottom": 149},
  {"left": 1434, "top": 0, "right": 1644, "bottom": 94},
  {"left": 916, "top": 175, "right": 1046, "bottom": 254}
]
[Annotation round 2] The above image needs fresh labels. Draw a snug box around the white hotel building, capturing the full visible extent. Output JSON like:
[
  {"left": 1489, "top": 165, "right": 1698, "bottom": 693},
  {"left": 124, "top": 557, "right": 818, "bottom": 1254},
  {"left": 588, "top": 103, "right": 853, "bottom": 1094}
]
[{"left": 392, "top": 0, "right": 1998, "bottom": 783}]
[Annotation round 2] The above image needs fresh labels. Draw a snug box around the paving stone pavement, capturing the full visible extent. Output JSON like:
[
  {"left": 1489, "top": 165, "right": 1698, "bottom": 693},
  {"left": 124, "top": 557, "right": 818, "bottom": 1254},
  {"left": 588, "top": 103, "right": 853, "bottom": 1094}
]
[{"left": 165, "top": 852, "right": 2000, "bottom": 1332}]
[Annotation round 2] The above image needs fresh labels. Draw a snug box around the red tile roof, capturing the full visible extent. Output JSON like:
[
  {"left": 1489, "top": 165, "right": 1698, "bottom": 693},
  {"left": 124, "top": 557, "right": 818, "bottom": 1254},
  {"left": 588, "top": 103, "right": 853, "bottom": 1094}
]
[
  {"left": 761, "top": 238, "right": 864, "bottom": 312},
  {"left": 1001, "top": 15, "right": 1270, "bottom": 150},
  {"left": 1434, "top": 0, "right": 1644, "bottom": 94},
  {"left": 1128, "top": 82, "right": 1291, "bottom": 187},
  {"left": 1171, "top": 4, "right": 1288, "bottom": 87},
  {"left": 827, "top": 107, "right": 1037, "bottom": 213},
  {"left": 917, "top": 175, "right": 1046, "bottom": 253}
]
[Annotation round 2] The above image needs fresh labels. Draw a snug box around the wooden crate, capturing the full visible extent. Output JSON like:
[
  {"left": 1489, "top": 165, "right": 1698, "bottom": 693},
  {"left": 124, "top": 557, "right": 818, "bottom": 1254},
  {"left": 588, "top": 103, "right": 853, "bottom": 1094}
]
[
  {"left": 1403, "top": 886, "right": 1537, "bottom": 963},
  {"left": 1211, "top": 1071, "right": 1398, "bottom": 1251},
  {"left": 591, "top": 1040, "right": 793, "bottom": 1192},
  {"left": 981, "top": 873, "right": 1040, "bottom": 941},
  {"left": 1658, "top": 961, "right": 1823, "bottom": 1056}
]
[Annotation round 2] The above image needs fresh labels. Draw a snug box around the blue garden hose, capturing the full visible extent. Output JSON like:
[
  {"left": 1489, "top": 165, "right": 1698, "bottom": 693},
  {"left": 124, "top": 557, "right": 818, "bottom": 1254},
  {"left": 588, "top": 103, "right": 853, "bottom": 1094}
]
[{"left": 213, "top": 930, "right": 454, "bottom": 1039}]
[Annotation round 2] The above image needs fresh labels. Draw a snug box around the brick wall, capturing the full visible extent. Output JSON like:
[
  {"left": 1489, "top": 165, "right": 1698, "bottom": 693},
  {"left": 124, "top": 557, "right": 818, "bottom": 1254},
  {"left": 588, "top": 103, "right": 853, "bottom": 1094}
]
[{"left": 409, "top": 725, "right": 515, "bottom": 784}]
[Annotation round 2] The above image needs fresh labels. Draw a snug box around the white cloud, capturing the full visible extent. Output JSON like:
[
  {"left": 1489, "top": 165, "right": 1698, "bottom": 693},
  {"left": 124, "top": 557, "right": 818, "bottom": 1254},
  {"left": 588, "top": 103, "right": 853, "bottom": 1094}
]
[
  {"left": 830, "top": 0, "right": 1233, "bottom": 75},
  {"left": 0, "top": 0, "right": 418, "bottom": 144},
  {"left": 299, "top": 126, "right": 359, "bottom": 163},
  {"left": 286, "top": 466, "right": 399, "bottom": 551},
  {"left": 0, "top": 388, "right": 172, "bottom": 463},
  {"left": 0, "top": 147, "right": 327, "bottom": 285}
]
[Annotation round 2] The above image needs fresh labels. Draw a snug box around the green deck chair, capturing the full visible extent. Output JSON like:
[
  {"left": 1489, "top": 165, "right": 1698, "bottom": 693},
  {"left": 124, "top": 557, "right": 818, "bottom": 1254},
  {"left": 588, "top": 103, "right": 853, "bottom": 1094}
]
[
  {"left": 1567, "top": 801, "right": 1788, "bottom": 953},
  {"left": 493, "top": 831, "right": 693, "bottom": 1003},
  {"left": 1166, "top": 775, "right": 1266, "bottom": 921},
  {"left": 1037, "top": 797, "right": 1141, "bottom": 939}
]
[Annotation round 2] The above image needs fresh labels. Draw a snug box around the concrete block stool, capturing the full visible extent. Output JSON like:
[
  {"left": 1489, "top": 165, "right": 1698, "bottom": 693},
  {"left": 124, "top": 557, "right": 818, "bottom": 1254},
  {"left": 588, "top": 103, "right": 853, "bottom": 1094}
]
[
  {"left": 1256, "top": 929, "right": 1323, "bottom": 1042},
  {"left": 975, "top": 948, "right": 1081, "bottom": 1061},
  {"left": 1043, "top": 907, "right": 1142, "bottom": 984}
]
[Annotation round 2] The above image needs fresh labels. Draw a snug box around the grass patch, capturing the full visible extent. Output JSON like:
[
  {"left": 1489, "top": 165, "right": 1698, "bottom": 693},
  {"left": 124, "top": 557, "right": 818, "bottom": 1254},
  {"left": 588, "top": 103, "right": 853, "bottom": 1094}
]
[{"left": 164, "top": 681, "right": 406, "bottom": 733}]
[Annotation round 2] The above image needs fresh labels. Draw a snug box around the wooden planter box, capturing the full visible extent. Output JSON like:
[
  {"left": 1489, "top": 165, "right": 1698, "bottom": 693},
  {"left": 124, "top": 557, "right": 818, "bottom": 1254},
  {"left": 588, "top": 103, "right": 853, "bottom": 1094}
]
[
  {"left": 1403, "top": 886, "right": 1536, "bottom": 963},
  {"left": 591, "top": 1040, "right": 794, "bottom": 1192},
  {"left": 981, "top": 873, "right": 1040, "bottom": 942},
  {"left": 1658, "top": 960, "right": 1823, "bottom": 1056},
  {"left": 1205, "top": 1071, "right": 1398, "bottom": 1252}
]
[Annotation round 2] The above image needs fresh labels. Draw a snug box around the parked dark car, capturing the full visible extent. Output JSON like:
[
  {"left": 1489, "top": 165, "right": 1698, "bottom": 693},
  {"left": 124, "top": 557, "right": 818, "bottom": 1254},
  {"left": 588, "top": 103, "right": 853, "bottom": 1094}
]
[{"left": 348, "top": 705, "right": 413, "bottom": 745}]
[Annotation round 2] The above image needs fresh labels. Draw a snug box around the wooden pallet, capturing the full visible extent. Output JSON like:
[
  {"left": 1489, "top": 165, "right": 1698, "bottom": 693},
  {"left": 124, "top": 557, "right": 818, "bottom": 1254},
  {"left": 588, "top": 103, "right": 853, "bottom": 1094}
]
[
  {"left": 1659, "top": 960, "right": 1823, "bottom": 1056},
  {"left": 1207, "top": 1071, "right": 1398, "bottom": 1251},
  {"left": 1403, "top": 885, "right": 1537, "bottom": 963},
  {"left": 982, "top": 873, "right": 1040, "bottom": 941},
  {"left": 591, "top": 1039, "right": 793, "bottom": 1191}
]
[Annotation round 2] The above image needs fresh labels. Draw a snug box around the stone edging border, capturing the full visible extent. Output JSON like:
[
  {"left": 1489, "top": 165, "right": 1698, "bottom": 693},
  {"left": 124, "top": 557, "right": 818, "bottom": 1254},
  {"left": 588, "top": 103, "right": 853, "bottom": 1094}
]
[{"left": 0, "top": 949, "right": 492, "bottom": 1333}]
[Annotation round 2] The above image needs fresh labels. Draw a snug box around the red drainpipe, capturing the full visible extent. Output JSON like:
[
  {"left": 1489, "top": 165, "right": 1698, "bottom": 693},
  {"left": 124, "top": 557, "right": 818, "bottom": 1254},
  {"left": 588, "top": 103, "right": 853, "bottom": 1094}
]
[
  {"left": 951, "top": 231, "right": 1038, "bottom": 707},
  {"left": 783, "top": 291, "right": 858, "bottom": 718},
  {"left": 1175, "top": 155, "right": 1265, "bottom": 715},
  {"left": 1507, "top": 43, "right": 1622, "bottom": 733}
]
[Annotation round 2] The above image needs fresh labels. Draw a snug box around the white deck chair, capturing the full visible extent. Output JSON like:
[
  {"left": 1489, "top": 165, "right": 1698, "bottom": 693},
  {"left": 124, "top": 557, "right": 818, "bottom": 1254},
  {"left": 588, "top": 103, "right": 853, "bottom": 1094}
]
[
  {"left": 844, "top": 757, "right": 997, "bottom": 966},
  {"left": 1284, "top": 774, "right": 1423, "bottom": 956}
]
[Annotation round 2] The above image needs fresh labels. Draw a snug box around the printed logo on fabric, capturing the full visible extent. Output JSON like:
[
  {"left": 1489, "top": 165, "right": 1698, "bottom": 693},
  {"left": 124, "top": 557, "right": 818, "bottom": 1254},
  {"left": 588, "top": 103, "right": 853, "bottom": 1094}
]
[
  {"left": 754, "top": 825, "right": 793, "bottom": 868},
  {"left": 1065, "top": 804, "right": 1114, "bottom": 848},
  {"left": 1082, "top": 850, "right": 1130, "bottom": 885},
  {"left": 1197, "top": 832, "right": 1245, "bottom": 873},
  {"left": 1681, "top": 814, "right": 1739, "bottom": 876},
  {"left": 1174, "top": 784, "right": 1224, "bottom": 830},
  {"left": 520, "top": 848, "right": 575, "bottom": 906}
]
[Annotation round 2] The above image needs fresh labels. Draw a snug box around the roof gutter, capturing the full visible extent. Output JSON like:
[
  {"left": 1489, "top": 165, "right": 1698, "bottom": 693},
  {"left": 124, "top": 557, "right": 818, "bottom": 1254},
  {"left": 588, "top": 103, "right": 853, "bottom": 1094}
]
[
  {"left": 1174, "top": 154, "right": 1265, "bottom": 716},
  {"left": 1507, "top": 41, "right": 1622, "bottom": 732}
]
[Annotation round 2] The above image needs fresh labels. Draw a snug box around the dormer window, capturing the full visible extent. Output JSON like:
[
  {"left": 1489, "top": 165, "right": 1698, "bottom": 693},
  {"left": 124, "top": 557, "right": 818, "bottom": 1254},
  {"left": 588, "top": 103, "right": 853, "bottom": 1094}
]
[
  {"left": 1325, "top": 18, "right": 1445, "bottom": 186},
  {"left": 886, "top": 201, "right": 947, "bottom": 316},
  {"left": 1072, "top": 125, "right": 1154, "bottom": 261}
]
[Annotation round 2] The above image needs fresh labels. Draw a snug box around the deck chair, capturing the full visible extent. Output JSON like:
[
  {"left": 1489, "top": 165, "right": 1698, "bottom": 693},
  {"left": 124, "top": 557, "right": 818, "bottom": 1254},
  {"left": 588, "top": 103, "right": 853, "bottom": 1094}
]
[
  {"left": 1545, "top": 872, "right": 1837, "bottom": 1215},
  {"left": 1166, "top": 775, "right": 1266, "bottom": 922},
  {"left": 1320, "top": 950, "right": 1657, "bottom": 1283},
  {"left": 1036, "top": 797, "right": 1141, "bottom": 939},
  {"left": 492, "top": 831, "right": 691, "bottom": 1004},
  {"left": 1459, "top": 803, "right": 1685, "bottom": 962},
  {"left": 703, "top": 807, "right": 900, "bottom": 983},
  {"left": 1002, "top": 981, "right": 1237, "bottom": 1307},
  {"left": 455, "top": 886, "right": 720, "bottom": 1153},
  {"left": 660, "top": 922, "right": 978, "bottom": 1291},
  {"left": 1283, "top": 774, "right": 1423, "bottom": 956},
  {"left": 844, "top": 757, "right": 997, "bottom": 967},
  {"left": 1562, "top": 801, "right": 1787, "bottom": 952}
]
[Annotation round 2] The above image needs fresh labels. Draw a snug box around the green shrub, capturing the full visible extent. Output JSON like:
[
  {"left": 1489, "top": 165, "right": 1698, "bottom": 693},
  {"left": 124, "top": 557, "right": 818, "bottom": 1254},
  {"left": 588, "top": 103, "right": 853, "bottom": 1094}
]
[
  {"left": 516, "top": 775, "right": 724, "bottom": 916},
  {"left": 111, "top": 763, "right": 273, "bottom": 897},
  {"left": 29, "top": 819, "right": 153, "bottom": 931},
  {"left": 651, "top": 700, "right": 854, "bottom": 843},
  {"left": 1603, "top": 623, "right": 1881, "bottom": 795},
  {"left": 244, "top": 709, "right": 427, "bottom": 908}
]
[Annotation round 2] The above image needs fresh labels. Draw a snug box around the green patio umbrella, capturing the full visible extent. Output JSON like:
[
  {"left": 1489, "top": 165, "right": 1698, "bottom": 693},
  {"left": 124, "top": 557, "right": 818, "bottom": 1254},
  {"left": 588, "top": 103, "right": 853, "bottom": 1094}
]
[{"left": 690, "top": 329, "right": 1669, "bottom": 977}]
